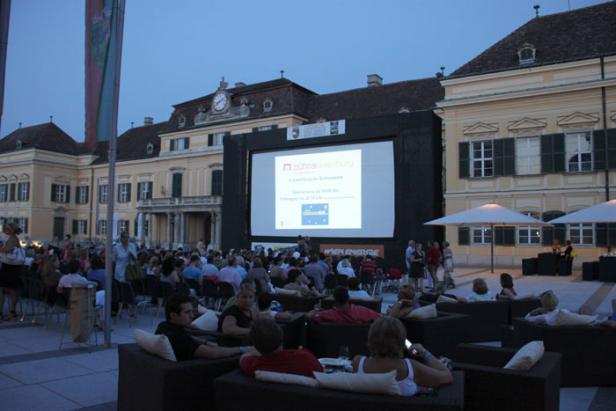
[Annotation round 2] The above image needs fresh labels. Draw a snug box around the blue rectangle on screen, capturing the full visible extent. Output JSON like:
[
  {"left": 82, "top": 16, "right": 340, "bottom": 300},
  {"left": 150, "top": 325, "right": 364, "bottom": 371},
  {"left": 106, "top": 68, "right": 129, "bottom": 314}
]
[{"left": 302, "top": 203, "right": 329, "bottom": 225}]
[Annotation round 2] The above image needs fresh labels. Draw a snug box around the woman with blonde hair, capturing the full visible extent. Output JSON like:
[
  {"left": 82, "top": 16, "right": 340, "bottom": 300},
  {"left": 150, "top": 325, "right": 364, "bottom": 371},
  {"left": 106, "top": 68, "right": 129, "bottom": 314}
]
[
  {"left": 352, "top": 316, "right": 453, "bottom": 396},
  {"left": 0, "top": 222, "right": 24, "bottom": 321}
]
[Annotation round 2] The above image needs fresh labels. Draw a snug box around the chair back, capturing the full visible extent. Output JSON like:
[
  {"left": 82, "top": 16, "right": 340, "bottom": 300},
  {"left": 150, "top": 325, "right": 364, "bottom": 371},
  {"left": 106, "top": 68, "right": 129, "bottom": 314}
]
[
  {"left": 202, "top": 279, "right": 219, "bottom": 299},
  {"left": 185, "top": 278, "right": 202, "bottom": 296},
  {"left": 335, "top": 274, "right": 348, "bottom": 287},
  {"left": 270, "top": 277, "right": 285, "bottom": 289},
  {"left": 159, "top": 281, "right": 175, "bottom": 304},
  {"left": 324, "top": 274, "right": 337, "bottom": 291},
  {"left": 218, "top": 282, "right": 235, "bottom": 300}
]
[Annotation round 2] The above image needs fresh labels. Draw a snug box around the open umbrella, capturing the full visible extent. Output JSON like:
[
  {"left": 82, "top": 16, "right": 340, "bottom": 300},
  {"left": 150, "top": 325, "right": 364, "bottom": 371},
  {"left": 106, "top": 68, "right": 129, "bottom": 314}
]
[
  {"left": 547, "top": 199, "right": 616, "bottom": 224},
  {"left": 425, "top": 203, "right": 549, "bottom": 273}
]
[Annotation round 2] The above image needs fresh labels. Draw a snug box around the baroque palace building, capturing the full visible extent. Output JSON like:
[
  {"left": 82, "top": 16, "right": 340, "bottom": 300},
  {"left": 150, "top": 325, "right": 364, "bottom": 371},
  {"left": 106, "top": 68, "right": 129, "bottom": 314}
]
[
  {"left": 0, "top": 76, "right": 443, "bottom": 249},
  {"left": 436, "top": 1, "right": 616, "bottom": 266}
]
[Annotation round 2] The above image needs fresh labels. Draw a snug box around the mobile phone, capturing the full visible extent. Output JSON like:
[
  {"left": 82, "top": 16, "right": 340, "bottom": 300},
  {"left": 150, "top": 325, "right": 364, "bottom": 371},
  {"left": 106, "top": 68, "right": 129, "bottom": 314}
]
[{"left": 405, "top": 339, "right": 418, "bottom": 355}]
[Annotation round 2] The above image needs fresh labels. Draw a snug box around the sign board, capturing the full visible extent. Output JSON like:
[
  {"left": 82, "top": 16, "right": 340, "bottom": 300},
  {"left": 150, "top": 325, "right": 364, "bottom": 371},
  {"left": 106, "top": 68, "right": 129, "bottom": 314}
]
[
  {"left": 287, "top": 120, "right": 345, "bottom": 141},
  {"left": 319, "top": 244, "right": 384, "bottom": 257}
]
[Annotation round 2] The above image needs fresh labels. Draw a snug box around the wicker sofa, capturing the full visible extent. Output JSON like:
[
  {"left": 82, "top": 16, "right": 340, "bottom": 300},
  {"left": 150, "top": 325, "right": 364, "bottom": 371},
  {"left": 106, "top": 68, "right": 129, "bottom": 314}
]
[
  {"left": 453, "top": 344, "right": 561, "bottom": 411},
  {"left": 214, "top": 369, "right": 465, "bottom": 411},
  {"left": 321, "top": 296, "right": 383, "bottom": 313},
  {"left": 510, "top": 318, "right": 616, "bottom": 386},
  {"left": 272, "top": 293, "right": 321, "bottom": 312},
  {"left": 306, "top": 321, "right": 371, "bottom": 358},
  {"left": 401, "top": 312, "right": 468, "bottom": 357},
  {"left": 118, "top": 343, "right": 239, "bottom": 411},
  {"left": 433, "top": 300, "right": 510, "bottom": 342}
]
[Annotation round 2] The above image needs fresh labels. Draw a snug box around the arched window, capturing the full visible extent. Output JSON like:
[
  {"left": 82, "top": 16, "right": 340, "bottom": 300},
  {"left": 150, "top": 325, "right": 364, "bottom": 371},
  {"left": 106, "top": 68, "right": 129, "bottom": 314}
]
[
  {"left": 518, "top": 43, "right": 536, "bottom": 65},
  {"left": 211, "top": 170, "right": 223, "bottom": 196}
]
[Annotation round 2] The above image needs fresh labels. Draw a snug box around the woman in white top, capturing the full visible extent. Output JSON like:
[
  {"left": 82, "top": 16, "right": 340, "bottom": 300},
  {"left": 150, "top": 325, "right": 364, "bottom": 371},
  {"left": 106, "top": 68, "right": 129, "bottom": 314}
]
[
  {"left": 460, "top": 278, "right": 493, "bottom": 302},
  {"left": 112, "top": 232, "right": 136, "bottom": 282},
  {"left": 352, "top": 317, "right": 453, "bottom": 396},
  {"left": 336, "top": 257, "right": 355, "bottom": 277}
]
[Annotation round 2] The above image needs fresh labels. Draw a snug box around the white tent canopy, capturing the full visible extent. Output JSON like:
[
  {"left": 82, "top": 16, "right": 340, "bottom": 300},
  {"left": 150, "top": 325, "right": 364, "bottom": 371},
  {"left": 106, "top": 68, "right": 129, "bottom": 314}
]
[
  {"left": 425, "top": 203, "right": 548, "bottom": 273},
  {"left": 548, "top": 199, "right": 616, "bottom": 224},
  {"left": 425, "top": 203, "right": 549, "bottom": 226}
]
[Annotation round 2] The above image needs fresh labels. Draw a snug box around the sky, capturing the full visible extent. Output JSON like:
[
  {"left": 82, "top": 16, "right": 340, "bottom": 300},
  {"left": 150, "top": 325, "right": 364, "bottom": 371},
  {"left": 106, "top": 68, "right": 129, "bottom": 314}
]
[{"left": 0, "top": 0, "right": 607, "bottom": 141}]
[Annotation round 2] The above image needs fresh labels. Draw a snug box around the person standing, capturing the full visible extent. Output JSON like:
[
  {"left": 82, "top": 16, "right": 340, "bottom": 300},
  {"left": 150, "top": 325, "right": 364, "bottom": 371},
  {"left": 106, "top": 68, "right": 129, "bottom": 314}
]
[
  {"left": 410, "top": 243, "right": 426, "bottom": 291},
  {"left": 442, "top": 241, "right": 455, "bottom": 289},
  {"left": 112, "top": 231, "right": 137, "bottom": 282},
  {"left": 427, "top": 241, "right": 442, "bottom": 291},
  {"left": 0, "top": 223, "right": 24, "bottom": 321},
  {"left": 405, "top": 240, "right": 415, "bottom": 275}
]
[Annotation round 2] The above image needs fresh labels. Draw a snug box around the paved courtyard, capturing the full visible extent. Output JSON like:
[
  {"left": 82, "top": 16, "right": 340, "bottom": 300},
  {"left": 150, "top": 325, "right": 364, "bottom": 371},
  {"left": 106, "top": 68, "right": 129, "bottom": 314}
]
[{"left": 0, "top": 267, "right": 614, "bottom": 410}]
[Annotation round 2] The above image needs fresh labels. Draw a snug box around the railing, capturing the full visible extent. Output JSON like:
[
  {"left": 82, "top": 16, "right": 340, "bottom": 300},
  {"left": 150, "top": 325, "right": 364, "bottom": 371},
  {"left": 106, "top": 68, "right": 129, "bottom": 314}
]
[{"left": 138, "top": 195, "right": 222, "bottom": 208}]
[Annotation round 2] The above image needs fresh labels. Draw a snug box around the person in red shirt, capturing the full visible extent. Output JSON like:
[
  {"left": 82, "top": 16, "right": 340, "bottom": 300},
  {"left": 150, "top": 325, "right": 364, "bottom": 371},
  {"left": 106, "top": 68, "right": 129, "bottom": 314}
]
[
  {"left": 240, "top": 318, "right": 323, "bottom": 378},
  {"left": 309, "top": 286, "right": 381, "bottom": 324},
  {"left": 427, "top": 241, "right": 442, "bottom": 291}
]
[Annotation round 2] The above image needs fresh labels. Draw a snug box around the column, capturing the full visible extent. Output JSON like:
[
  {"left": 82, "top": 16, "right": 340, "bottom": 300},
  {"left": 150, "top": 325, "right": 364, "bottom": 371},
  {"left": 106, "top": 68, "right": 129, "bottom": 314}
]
[
  {"left": 166, "top": 212, "right": 173, "bottom": 249},
  {"left": 138, "top": 212, "right": 145, "bottom": 245},
  {"left": 215, "top": 211, "right": 222, "bottom": 251},
  {"left": 148, "top": 213, "right": 153, "bottom": 247},
  {"left": 174, "top": 212, "right": 182, "bottom": 248},
  {"left": 209, "top": 211, "right": 216, "bottom": 250},
  {"left": 178, "top": 212, "right": 185, "bottom": 247}
]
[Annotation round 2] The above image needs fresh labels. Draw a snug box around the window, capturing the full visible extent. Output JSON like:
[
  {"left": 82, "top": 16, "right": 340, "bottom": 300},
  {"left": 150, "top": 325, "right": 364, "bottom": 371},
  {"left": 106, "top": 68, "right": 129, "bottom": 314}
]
[
  {"left": 518, "top": 44, "right": 536, "bottom": 65},
  {"left": 470, "top": 141, "right": 493, "bottom": 177},
  {"left": 96, "top": 220, "right": 107, "bottom": 235},
  {"left": 170, "top": 137, "right": 189, "bottom": 151},
  {"left": 117, "top": 220, "right": 129, "bottom": 236},
  {"left": 137, "top": 182, "right": 153, "bottom": 200},
  {"left": 518, "top": 211, "right": 542, "bottom": 245},
  {"left": 569, "top": 223, "right": 594, "bottom": 245},
  {"left": 471, "top": 226, "right": 492, "bottom": 244},
  {"left": 72, "top": 220, "right": 88, "bottom": 235},
  {"left": 98, "top": 184, "right": 108, "bottom": 204},
  {"left": 117, "top": 183, "right": 131, "bottom": 203},
  {"left": 51, "top": 184, "right": 70, "bottom": 203},
  {"left": 17, "top": 217, "right": 28, "bottom": 234},
  {"left": 263, "top": 98, "right": 273, "bottom": 112},
  {"left": 134, "top": 218, "right": 150, "bottom": 237},
  {"left": 213, "top": 132, "right": 225, "bottom": 146},
  {"left": 76, "top": 186, "right": 89, "bottom": 204},
  {"left": 9, "top": 183, "right": 15, "bottom": 201},
  {"left": 178, "top": 114, "right": 186, "bottom": 128},
  {"left": 146, "top": 143, "right": 154, "bottom": 155},
  {"left": 515, "top": 136, "right": 540, "bottom": 175},
  {"left": 211, "top": 170, "right": 223, "bottom": 196},
  {"left": 17, "top": 182, "right": 30, "bottom": 201},
  {"left": 0, "top": 184, "right": 7, "bottom": 202},
  {"left": 566, "top": 132, "right": 592, "bottom": 172}
]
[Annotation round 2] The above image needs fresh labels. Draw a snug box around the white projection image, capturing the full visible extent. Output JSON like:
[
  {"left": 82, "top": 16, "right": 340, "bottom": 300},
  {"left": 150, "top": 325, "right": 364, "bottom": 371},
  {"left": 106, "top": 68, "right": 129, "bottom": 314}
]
[{"left": 274, "top": 150, "right": 362, "bottom": 230}]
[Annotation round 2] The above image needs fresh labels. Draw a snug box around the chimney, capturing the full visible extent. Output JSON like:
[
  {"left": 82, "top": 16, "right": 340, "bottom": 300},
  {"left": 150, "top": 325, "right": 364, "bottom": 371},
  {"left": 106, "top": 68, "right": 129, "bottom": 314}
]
[
  {"left": 144, "top": 116, "right": 154, "bottom": 126},
  {"left": 367, "top": 74, "right": 383, "bottom": 87},
  {"left": 235, "top": 81, "right": 246, "bottom": 88}
]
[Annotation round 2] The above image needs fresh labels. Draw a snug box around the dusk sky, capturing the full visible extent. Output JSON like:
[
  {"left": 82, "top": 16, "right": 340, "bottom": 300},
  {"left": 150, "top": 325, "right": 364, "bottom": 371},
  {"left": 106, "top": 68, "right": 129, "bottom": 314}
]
[{"left": 1, "top": 0, "right": 606, "bottom": 141}]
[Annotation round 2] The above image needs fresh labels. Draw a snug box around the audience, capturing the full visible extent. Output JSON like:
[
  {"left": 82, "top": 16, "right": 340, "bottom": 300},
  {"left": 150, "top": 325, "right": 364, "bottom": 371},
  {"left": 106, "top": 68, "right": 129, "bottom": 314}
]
[
  {"left": 496, "top": 273, "right": 517, "bottom": 300},
  {"left": 246, "top": 257, "right": 269, "bottom": 293},
  {"left": 219, "top": 256, "right": 242, "bottom": 293},
  {"left": 347, "top": 277, "right": 371, "bottom": 299},
  {"left": 336, "top": 257, "right": 355, "bottom": 277},
  {"left": 352, "top": 317, "right": 453, "bottom": 396},
  {"left": 459, "top": 278, "right": 492, "bottom": 302},
  {"left": 256, "top": 292, "right": 291, "bottom": 321},
  {"left": 303, "top": 254, "right": 328, "bottom": 292},
  {"left": 283, "top": 268, "right": 320, "bottom": 298},
  {"left": 387, "top": 284, "right": 419, "bottom": 318},
  {"left": 309, "top": 286, "right": 380, "bottom": 323},
  {"left": 240, "top": 318, "right": 323, "bottom": 377},
  {"left": 86, "top": 255, "right": 106, "bottom": 289},
  {"left": 57, "top": 259, "right": 89, "bottom": 293},
  {"left": 181, "top": 254, "right": 203, "bottom": 282},
  {"left": 156, "top": 293, "right": 245, "bottom": 360},
  {"left": 218, "top": 283, "right": 258, "bottom": 346}
]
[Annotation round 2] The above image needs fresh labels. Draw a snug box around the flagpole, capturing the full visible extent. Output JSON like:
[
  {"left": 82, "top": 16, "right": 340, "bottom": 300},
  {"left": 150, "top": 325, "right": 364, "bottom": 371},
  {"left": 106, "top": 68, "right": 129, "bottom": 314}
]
[
  {"left": 103, "top": 0, "right": 125, "bottom": 349},
  {"left": 0, "top": 0, "right": 11, "bottom": 134}
]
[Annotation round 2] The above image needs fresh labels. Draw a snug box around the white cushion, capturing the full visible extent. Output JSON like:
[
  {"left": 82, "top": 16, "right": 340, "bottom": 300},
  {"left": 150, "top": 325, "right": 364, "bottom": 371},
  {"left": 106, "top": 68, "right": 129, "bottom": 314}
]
[
  {"left": 133, "top": 329, "right": 177, "bottom": 362},
  {"left": 192, "top": 310, "right": 219, "bottom": 331},
  {"left": 406, "top": 304, "right": 438, "bottom": 319},
  {"left": 436, "top": 295, "right": 458, "bottom": 303},
  {"left": 504, "top": 340, "right": 544, "bottom": 370},
  {"left": 314, "top": 370, "right": 400, "bottom": 395},
  {"left": 552, "top": 309, "right": 598, "bottom": 326},
  {"left": 255, "top": 370, "right": 318, "bottom": 387},
  {"left": 275, "top": 288, "right": 300, "bottom": 296}
]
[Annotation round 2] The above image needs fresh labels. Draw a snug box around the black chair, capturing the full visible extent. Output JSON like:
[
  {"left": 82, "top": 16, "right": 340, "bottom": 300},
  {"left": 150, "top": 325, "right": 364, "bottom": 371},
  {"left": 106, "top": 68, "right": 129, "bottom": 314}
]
[
  {"left": 218, "top": 282, "right": 235, "bottom": 310},
  {"left": 323, "top": 274, "right": 337, "bottom": 293},
  {"left": 156, "top": 282, "right": 175, "bottom": 317},
  {"left": 202, "top": 279, "right": 219, "bottom": 309},
  {"left": 335, "top": 274, "right": 348, "bottom": 288},
  {"left": 184, "top": 278, "right": 202, "bottom": 297}
]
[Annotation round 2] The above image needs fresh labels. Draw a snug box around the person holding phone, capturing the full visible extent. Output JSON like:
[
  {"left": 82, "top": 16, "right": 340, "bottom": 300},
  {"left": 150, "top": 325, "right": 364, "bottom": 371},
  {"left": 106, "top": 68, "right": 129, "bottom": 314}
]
[{"left": 352, "top": 317, "right": 453, "bottom": 396}]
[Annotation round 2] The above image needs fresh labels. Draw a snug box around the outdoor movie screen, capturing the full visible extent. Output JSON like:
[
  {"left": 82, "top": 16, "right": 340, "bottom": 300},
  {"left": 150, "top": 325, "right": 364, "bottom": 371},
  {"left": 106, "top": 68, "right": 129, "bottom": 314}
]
[{"left": 250, "top": 141, "right": 395, "bottom": 238}]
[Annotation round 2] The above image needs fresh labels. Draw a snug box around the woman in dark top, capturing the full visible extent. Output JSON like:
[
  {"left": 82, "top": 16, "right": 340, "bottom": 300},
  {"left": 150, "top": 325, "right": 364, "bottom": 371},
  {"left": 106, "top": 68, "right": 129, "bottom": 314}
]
[
  {"left": 496, "top": 273, "right": 517, "bottom": 300},
  {"left": 563, "top": 240, "right": 574, "bottom": 275},
  {"left": 246, "top": 257, "right": 269, "bottom": 294},
  {"left": 410, "top": 243, "right": 426, "bottom": 290},
  {"left": 218, "top": 286, "right": 257, "bottom": 346}
]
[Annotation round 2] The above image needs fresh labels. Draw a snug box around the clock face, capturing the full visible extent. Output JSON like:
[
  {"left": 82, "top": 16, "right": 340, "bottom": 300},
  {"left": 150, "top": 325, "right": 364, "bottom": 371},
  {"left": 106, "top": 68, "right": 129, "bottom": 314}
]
[{"left": 213, "top": 93, "right": 228, "bottom": 112}]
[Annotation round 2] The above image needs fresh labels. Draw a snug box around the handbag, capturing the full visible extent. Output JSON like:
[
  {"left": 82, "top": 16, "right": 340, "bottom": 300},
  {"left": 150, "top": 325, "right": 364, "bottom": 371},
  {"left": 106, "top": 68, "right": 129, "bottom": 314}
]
[
  {"left": 0, "top": 246, "right": 25, "bottom": 265},
  {"left": 124, "top": 254, "right": 144, "bottom": 282}
]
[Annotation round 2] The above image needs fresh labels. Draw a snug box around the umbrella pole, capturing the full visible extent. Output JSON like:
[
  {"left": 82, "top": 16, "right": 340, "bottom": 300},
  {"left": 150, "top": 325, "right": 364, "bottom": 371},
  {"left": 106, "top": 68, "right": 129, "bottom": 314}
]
[{"left": 491, "top": 224, "right": 494, "bottom": 273}]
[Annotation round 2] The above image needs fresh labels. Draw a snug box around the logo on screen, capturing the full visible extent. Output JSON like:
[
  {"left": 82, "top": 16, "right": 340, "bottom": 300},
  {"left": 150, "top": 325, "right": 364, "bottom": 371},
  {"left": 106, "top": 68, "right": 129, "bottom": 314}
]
[{"left": 282, "top": 163, "right": 292, "bottom": 171}]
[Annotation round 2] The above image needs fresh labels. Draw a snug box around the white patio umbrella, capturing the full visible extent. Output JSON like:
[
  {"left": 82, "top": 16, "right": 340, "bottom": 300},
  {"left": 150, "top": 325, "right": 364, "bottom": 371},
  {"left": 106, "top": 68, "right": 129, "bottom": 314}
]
[
  {"left": 547, "top": 199, "right": 616, "bottom": 224},
  {"left": 425, "top": 203, "right": 549, "bottom": 273}
]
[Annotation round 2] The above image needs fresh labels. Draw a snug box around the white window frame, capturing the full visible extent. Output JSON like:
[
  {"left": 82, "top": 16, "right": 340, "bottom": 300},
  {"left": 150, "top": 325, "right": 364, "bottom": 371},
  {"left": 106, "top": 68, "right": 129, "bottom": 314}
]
[
  {"left": 471, "top": 226, "right": 492, "bottom": 244},
  {"left": 0, "top": 184, "right": 6, "bottom": 202},
  {"left": 18, "top": 182, "right": 30, "bottom": 201},
  {"left": 18, "top": 217, "right": 28, "bottom": 233},
  {"left": 77, "top": 186, "right": 88, "bottom": 204},
  {"left": 213, "top": 132, "right": 225, "bottom": 146},
  {"left": 518, "top": 211, "right": 542, "bottom": 245},
  {"left": 118, "top": 183, "right": 130, "bottom": 203},
  {"left": 77, "top": 220, "right": 87, "bottom": 235},
  {"left": 55, "top": 185, "right": 68, "bottom": 203},
  {"left": 117, "top": 220, "right": 129, "bottom": 236},
  {"left": 565, "top": 131, "right": 593, "bottom": 173},
  {"left": 470, "top": 140, "right": 494, "bottom": 178},
  {"left": 139, "top": 181, "right": 152, "bottom": 200},
  {"left": 97, "top": 220, "right": 107, "bottom": 235},
  {"left": 515, "top": 136, "right": 541, "bottom": 175},
  {"left": 569, "top": 222, "right": 594, "bottom": 246},
  {"left": 99, "top": 184, "right": 108, "bottom": 203}
]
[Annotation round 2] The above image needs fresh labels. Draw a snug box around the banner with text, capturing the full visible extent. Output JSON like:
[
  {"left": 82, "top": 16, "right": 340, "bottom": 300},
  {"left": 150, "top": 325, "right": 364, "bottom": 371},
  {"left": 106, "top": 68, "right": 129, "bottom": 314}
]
[{"left": 319, "top": 244, "right": 384, "bottom": 257}]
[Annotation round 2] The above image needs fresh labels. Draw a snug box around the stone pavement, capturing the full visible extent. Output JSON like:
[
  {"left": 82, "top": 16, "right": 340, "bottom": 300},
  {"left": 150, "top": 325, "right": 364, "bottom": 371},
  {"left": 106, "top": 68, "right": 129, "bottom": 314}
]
[{"left": 0, "top": 267, "right": 614, "bottom": 410}]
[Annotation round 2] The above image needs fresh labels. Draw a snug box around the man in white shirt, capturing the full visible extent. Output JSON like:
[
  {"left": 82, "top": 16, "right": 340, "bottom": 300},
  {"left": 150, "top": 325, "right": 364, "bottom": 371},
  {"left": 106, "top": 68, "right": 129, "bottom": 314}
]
[
  {"left": 405, "top": 240, "right": 415, "bottom": 274},
  {"left": 218, "top": 256, "right": 242, "bottom": 293}
]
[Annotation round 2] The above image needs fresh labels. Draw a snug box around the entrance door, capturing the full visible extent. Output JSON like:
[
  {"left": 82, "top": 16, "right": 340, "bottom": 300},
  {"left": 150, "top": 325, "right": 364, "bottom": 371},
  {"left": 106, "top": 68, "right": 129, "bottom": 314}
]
[{"left": 53, "top": 217, "right": 65, "bottom": 240}]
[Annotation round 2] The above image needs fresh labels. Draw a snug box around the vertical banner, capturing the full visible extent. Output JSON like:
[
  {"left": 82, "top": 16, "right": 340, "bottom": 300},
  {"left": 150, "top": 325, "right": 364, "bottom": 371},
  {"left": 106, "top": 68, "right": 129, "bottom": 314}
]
[
  {"left": 0, "top": 0, "right": 11, "bottom": 134},
  {"left": 85, "top": 0, "right": 125, "bottom": 146}
]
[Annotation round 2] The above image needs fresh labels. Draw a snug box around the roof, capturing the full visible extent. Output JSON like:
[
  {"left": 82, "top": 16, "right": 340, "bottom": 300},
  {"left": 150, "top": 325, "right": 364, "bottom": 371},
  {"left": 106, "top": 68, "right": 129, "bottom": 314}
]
[
  {"left": 91, "top": 121, "right": 168, "bottom": 164},
  {"left": 307, "top": 77, "right": 444, "bottom": 121},
  {"left": 450, "top": 1, "right": 616, "bottom": 78},
  {"left": 0, "top": 122, "right": 81, "bottom": 155}
]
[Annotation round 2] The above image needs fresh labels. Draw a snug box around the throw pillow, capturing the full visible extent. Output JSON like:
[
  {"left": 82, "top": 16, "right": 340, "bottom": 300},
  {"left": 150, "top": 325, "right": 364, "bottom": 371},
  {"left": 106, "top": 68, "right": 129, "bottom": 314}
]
[
  {"left": 133, "top": 329, "right": 177, "bottom": 362},
  {"left": 504, "top": 340, "right": 544, "bottom": 370},
  {"left": 192, "top": 310, "right": 219, "bottom": 331},
  {"left": 407, "top": 303, "right": 438, "bottom": 319},
  {"left": 314, "top": 370, "right": 401, "bottom": 395},
  {"left": 255, "top": 370, "right": 318, "bottom": 387},
  {"left": 275, "top": 288, "right": 300, "bottom": 296},
  {"left": 436, "top": 295, "right": 458, "bottom": 303},
  {"left": 552, "top": 309, "right": 598, "bottom": 326}
]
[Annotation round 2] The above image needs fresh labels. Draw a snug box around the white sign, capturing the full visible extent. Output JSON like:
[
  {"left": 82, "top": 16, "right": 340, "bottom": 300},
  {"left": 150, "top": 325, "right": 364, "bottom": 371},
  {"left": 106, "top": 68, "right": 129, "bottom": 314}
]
[{"left": 286, "top": 120, "right": 346, "bottom": 141}]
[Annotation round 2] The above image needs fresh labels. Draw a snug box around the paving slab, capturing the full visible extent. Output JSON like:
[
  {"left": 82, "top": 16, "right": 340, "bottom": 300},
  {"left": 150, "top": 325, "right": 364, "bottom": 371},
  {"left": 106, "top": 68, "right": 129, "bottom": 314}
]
[
  {"left": 0, "top": 357, "right": 94, "bottom": 385},
  {"left": 42, "top": 372, "right": 118, "bottom": 407},
  {"left": 0, "top": 384, "right": 80, "bottom": 411},
  {"left": 62, "top": 349, "right": 118, "bottom": 372}
]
